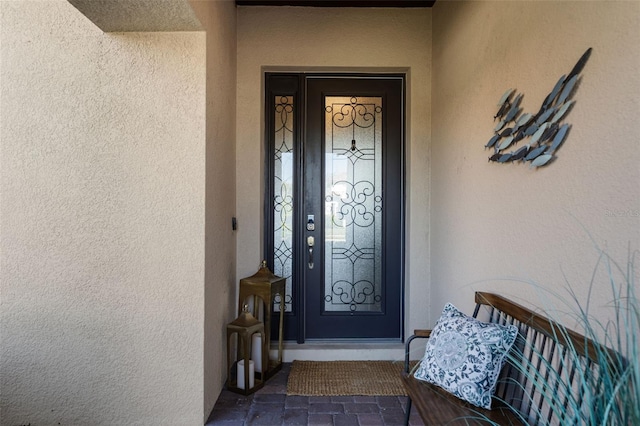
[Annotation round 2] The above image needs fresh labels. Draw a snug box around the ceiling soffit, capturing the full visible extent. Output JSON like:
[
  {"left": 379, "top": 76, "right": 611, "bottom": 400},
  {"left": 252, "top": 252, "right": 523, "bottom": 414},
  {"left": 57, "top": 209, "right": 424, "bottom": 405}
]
[{"left": 67, "top": 0, "right": 203, "bottom": 32}]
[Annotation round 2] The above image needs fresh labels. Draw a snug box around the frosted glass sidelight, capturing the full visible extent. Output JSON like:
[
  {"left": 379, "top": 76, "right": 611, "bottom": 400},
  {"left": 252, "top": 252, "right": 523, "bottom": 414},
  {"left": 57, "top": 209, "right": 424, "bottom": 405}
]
[{"left": 273, "top": 96, "right": 293, "bottom": 313}]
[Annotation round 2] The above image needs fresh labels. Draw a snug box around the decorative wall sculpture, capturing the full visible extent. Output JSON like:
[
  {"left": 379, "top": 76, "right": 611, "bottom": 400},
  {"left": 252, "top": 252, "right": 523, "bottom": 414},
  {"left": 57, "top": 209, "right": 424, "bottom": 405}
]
[{"left": 485, "top": 48, "right": 592, "bottom": 167}]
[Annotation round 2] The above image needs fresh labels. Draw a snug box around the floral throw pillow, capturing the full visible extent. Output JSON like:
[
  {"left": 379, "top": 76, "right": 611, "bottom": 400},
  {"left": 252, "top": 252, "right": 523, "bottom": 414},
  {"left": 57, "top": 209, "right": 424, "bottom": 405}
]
[{"left": 413, "top": 303, "right": 518, "bottom": 409}]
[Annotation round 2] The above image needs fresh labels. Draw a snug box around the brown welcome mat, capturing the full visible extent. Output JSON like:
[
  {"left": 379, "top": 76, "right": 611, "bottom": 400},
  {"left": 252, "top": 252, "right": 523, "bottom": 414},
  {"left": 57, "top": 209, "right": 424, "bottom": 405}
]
[{"left": 286, "top": 360, "right": 408, "bottom": 396}]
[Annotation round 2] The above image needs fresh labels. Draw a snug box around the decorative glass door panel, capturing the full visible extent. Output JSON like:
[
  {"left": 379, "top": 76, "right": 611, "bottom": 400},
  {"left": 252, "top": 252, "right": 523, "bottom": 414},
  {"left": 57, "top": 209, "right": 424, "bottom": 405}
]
[
  {"left": 273, "top": 96, "right": 294, "bottom": 313},
  {"left": 324, "top": 97, "right": 382, "bottom": 313}
]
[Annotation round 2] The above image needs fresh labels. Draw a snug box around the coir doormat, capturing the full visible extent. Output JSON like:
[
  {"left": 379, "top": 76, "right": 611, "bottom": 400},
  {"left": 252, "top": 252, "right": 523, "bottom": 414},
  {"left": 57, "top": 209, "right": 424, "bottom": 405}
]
[{"left": 286, "top": 360, "right": 407, "bottom": 396}]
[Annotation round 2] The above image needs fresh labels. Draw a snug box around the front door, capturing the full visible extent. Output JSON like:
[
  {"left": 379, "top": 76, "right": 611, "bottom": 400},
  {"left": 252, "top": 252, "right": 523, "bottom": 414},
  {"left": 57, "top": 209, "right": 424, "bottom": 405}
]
[{"left": 265, "top": 74, "right": 404, "bottom": 342}]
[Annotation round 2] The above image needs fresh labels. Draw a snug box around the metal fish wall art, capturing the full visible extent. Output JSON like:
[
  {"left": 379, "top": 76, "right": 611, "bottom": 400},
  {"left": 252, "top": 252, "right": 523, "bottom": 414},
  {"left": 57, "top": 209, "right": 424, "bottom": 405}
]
[{"left": 485, "top": 48, "right": 591, "bottom": 168}]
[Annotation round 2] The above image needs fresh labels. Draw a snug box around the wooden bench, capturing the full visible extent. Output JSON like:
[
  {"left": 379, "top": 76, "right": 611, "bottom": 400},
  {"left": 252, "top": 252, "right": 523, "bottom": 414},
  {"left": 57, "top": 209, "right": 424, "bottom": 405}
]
[{"left": 402, "top": 291, "right": 619, "bottom": 425}]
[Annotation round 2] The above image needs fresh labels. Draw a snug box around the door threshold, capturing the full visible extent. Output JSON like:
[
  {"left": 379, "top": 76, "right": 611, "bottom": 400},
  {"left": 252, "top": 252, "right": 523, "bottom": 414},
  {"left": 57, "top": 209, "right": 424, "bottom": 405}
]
[{"left": 273, "top": 341, "right": 406, "bottom": 362}]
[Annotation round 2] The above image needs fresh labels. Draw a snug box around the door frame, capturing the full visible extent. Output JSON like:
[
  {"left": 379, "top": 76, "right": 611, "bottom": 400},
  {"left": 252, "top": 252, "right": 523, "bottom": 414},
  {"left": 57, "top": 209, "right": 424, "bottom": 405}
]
[{"left": 263, "top": 72, "right": 406, "bottom": 343}]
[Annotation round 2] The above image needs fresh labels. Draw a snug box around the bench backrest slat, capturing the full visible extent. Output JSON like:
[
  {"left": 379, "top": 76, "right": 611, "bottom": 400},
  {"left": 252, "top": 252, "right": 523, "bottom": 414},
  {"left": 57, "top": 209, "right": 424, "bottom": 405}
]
[
  {"left": 472, "top": 291, "right": 618, "bottom": 425},
  {"left": 475, "top": 292, "right": 610, "bottom": 362}
]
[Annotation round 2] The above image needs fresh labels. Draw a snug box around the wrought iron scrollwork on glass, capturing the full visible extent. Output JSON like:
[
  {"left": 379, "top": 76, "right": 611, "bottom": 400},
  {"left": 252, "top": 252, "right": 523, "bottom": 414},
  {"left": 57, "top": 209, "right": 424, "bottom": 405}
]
[
  {"left": 273, "top": 96, "right": 294, "bottom": 312},
  {"left": 324, "top": 96, "right": 383, "bottom": 313},
  {"left": 326, "top": 181, "right": 379, "bottom": 229}
]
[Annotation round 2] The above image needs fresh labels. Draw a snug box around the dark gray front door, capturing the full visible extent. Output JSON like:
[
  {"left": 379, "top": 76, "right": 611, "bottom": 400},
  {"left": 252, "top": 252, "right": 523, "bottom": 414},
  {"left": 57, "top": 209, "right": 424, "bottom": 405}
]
[{"left": 265, "top": 74, "right": 404, "bottom": 342}]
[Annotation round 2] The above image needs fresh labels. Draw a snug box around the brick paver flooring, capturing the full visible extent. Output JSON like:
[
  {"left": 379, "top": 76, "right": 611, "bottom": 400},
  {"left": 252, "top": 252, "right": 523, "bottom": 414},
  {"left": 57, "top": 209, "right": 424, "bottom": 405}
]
[{"left": 206, "top": 363, "right": 424, "bottom": 426}]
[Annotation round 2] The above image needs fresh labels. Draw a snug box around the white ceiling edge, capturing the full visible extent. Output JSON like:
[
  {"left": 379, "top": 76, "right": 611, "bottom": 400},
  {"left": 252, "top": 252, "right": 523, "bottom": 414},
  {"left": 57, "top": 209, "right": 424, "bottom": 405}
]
[{"left": 67, "top": 0, "right": 203, "bottom": 32}]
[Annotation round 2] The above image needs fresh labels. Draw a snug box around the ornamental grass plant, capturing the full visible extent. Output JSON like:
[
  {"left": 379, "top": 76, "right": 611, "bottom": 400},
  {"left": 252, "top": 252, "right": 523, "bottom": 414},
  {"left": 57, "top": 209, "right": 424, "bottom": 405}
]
[{"left": 501, "top": 247, "right": 639, "bottom": 425}]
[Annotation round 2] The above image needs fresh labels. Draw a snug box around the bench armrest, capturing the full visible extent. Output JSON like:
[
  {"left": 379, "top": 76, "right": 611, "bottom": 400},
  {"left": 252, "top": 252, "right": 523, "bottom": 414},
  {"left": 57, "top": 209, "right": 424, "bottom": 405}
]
[{"left": 404, "top": 329, "right": 431, "bottom": 373}]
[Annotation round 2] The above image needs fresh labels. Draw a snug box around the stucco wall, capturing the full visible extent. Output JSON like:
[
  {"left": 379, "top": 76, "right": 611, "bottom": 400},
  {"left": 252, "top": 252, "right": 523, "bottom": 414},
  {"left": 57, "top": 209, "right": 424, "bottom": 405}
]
[
  {"left": 431, "top": 1, "right": 640, "bottom": 324},
  {"left": 1, "top": 1, "right": 206, "bottom": 424},
  {"left": 188, "top": 0, "right": 238, "bottom": 420},
  {"left": 236, "top": 6, "right": 432, "bottom": 342}
]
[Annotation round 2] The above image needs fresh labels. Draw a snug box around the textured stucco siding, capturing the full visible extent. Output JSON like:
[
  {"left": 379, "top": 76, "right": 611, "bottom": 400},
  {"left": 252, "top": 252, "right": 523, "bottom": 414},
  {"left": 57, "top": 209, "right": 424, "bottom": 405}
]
[
  {"left": 1, "top": 1, "right": 206, "bottom": 424},
  {"left": 188, "top": 0, "right": 239, "bottom": 420},
  {"left": 431, "top": 1, "right": 640, "bottom": 325}
]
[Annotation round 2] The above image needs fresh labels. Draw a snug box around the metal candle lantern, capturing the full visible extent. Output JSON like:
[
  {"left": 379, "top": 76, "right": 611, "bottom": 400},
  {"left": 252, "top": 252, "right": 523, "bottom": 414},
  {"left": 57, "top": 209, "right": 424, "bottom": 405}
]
[
  {"left": 225, "top": 305, "right": 266, "bottom": 395},
  {"left": 238, "top": 261, "right": 285, "bottom": 379}
]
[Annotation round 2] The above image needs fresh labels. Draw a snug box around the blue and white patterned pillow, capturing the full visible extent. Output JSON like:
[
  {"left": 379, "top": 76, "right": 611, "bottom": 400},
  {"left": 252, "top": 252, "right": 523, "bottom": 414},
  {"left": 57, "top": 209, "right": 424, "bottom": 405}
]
[{"left": 413, "top": 303, "right": 518, "bottom": 409}]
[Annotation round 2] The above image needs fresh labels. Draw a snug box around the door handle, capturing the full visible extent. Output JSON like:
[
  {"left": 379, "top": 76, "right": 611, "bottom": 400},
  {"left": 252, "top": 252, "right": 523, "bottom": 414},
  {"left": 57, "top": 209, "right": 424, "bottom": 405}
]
[{"left": 307, "top": 236, "right": 314, "bottom": 269}]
